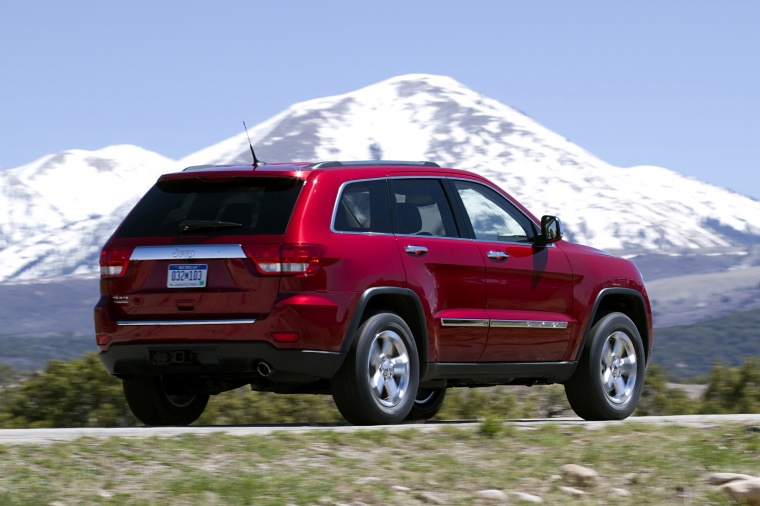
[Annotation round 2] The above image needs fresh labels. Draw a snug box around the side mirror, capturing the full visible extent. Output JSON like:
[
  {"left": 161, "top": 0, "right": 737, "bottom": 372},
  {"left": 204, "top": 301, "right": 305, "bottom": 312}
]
[{"left": 535, "top": 215, "right": 563, "bottom": 246}]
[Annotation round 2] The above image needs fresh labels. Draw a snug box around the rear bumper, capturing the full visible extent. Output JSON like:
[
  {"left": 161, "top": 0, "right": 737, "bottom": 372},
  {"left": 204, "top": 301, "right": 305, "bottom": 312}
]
[{"left": 99, "top": 342, "right": 345, "bottom": 383}]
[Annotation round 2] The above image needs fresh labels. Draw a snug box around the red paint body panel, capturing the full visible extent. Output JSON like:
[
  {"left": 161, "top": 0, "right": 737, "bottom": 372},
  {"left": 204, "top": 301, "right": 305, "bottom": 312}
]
[
  {"left": 476, "top": 242, "right": 575, "bottom": 362},
  {"left": 396, "top": 236, "right": 486, "bottom": 362},
  {"left": 557, "top": 241, "right": 653, "bottom": 359}
]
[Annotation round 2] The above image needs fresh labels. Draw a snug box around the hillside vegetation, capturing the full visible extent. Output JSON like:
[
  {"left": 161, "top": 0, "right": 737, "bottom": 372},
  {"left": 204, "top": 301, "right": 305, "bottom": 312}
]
[
  {"left": 0, "top": 333, "right": 92, "bottom": 371},
  {"left": 653, "top": 308, "right": 760, "bottom": 378}
]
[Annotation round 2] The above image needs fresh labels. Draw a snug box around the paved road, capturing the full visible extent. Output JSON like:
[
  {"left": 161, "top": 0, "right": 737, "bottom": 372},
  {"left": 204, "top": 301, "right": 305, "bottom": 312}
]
[{"left": 2, "top": 414, "right": 760, "bottom": 445}]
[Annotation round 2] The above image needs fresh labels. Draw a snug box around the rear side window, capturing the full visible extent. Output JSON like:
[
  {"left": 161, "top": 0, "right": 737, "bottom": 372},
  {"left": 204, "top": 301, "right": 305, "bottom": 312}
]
[
  {"left": 333, "top": 180, "right": 391, "bottom": 233},
  {"left": 116, "top": 177, "right": 303, "bottom": 238},
  {"left": 391, "top": 179, "right": 459, "bottom": 237}
]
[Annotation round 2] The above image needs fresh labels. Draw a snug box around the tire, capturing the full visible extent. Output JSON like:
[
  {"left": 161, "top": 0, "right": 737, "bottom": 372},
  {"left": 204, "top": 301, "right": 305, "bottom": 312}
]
[
  {"left": 405, "top": 388, "right": 447, "bottom": 422},
  {"left": 123, "top": 376, "right": 209, "bottom": 426},
  {"left": 331, "top": 312, "right": 420, "bottom": 425},
  {"left": 565, "top": 312, "right": 646, "bottom": 421}
]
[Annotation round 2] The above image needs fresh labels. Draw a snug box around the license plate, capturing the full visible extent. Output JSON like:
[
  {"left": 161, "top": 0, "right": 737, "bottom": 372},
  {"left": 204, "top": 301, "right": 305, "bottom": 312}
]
[{"left": 167, "top": 264, "right": 207, "bottom": 288}]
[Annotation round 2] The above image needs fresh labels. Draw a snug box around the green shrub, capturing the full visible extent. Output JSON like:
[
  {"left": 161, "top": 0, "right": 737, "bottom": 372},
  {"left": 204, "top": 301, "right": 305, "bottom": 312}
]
[
  {"left": 700, "top": 358, "right": 760, "bottom": 414},
  {"left": 0, "top": 353, "right": 136, "bottom": 428},
  {"left": 198, "top": 389, "right": 343, "bottom": 425},
  {"left": 635, "top": 364, "right": 696, "bottom": 416},
  {"left": 4, "top": 352, "right": 760, "bottom": 428}
]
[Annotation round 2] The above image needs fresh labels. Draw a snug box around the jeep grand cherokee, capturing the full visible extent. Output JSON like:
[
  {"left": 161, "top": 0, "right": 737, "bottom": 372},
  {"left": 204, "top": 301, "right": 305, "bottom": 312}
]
[{"left": 94, "top": 161, "right": 653, "bottom": 426}]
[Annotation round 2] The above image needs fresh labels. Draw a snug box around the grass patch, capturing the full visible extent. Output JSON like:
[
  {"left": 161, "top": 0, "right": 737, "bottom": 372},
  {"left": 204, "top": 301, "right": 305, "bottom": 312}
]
[{"left": 0, "top": 423, "right": 757, "bottom": 504}]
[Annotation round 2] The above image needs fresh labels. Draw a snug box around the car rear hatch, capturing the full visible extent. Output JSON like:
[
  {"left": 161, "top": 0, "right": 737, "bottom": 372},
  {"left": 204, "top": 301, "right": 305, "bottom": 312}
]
[{"left": 99, "top": 174, "right": 306, "bottom": 322}]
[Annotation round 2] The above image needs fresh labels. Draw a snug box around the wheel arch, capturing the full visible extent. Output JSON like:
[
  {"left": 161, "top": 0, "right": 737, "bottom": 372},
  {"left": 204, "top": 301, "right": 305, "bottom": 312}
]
[
  {"left": 340, "top": 287, "right": 428, "bottom": 366},
  {"left": 577, "top": 288, "right": 652, "bottom": 362}
]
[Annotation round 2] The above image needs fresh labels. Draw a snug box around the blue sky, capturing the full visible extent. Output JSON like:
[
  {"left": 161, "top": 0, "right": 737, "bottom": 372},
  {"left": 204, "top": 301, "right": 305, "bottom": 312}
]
[{"left": 2, "top": 2, "right": 759, "bottom": 199}]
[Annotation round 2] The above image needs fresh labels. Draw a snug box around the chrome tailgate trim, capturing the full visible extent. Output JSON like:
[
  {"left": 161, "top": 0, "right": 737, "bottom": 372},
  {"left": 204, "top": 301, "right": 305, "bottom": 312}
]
[
  {"left": 130, "top": 244, "right": 246, "bottom": 261},
  {"left": 117, "top": 319, "right": 256, "bottom": 326}
]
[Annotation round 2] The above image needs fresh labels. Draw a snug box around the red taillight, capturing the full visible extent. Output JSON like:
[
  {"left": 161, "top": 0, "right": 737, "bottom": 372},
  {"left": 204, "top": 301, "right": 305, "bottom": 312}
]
[
  {"left": 272, "top": 332, "right": 299, "bottom": 343},
  {"left": 281, "top": 244, "right": 325, "bottom": 274},
  {"left": 99, "top": 246, "right": 133, "bottom": 278},
  {"left": 244, "top": 244, "right": 325, "bottom": 275}
]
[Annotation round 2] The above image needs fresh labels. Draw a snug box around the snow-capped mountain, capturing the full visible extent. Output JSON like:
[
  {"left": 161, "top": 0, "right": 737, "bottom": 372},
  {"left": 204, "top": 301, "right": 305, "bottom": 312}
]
[
  {"left": 180, "top": 74, "right": 760, "bottom": 251},
  {"left": 2, "top": 74, "right": 760, "bottom": 284},
  {"left": 0, "top": 146, "right": 177, "bottom": 282}
]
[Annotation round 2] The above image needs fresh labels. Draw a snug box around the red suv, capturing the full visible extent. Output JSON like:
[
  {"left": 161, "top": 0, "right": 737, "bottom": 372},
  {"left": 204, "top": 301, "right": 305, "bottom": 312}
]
[{"left": 95, "top": 161, "right": 652, "bottom": 426}]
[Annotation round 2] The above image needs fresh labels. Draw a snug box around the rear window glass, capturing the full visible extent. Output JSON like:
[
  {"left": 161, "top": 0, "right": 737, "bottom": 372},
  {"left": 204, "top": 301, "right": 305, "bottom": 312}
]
[{"left": 116, "top": 177, "right": 303, "bottom": 238}]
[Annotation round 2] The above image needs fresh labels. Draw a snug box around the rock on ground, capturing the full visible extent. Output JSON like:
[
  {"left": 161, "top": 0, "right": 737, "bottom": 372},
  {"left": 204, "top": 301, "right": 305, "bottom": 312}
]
[
  {"left": 706, "top": 472, "right": 757, "bottom": 485},
  {"left": 559, "top": 486, "right": 586, "bottom": 497},
  {"left": 558, "top": 464, "right": 599, "bottom": 487},
  {"left": 476, "top": 489, "right": 510, "bottom": 502},
  {"left": 721, "top": 477, "right": 760, "bottom": 505},
  {"left": 510, "top": 491, "right": 543, "bottom": 503}
]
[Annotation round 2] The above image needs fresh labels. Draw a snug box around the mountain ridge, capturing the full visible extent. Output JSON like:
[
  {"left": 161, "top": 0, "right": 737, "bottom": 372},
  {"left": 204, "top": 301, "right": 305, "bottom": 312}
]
[{"left": 2, "top": 73, "right": 760, "bottom": 284}]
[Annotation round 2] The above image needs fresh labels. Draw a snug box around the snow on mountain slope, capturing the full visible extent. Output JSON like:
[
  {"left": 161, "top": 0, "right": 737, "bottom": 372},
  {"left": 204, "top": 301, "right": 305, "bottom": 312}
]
[
  {"left": 13, "top": 145, "right": 177, "bottom": 221},
  {"left": 0, "top": 168, "right": 66, "bottom": 249},
  {"left": 3, "top": 74, "right": 760, "bottom": 284},
  {"left": 181, "top": 74, "right": 597, "bottom": 169},
  {"left": 1, "top": 146, "right": 177, "bottom": 282}
]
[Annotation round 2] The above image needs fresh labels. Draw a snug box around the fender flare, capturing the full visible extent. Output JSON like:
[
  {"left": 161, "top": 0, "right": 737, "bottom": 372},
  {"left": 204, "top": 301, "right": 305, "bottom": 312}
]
[
  {"left": 574, "top": 287, "right": 651, "bottom": 362},
  {"left": 339, "top": 286, "right": 429, "bottom": 365}
]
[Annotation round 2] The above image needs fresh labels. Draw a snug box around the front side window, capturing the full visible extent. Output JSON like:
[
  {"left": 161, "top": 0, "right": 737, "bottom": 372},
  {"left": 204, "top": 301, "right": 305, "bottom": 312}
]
[{"left": 453, "top": 180, "right": 535, "bottom": 243}]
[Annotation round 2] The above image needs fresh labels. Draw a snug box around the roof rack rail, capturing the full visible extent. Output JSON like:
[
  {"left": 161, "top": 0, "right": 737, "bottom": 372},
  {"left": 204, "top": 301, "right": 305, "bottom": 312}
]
[
  {"left": 309, "top": 161, "right": 343, "bottom": 169},
  {"left": 309, "top": 160, "right": 440, "bottom": 169},
  {"left": 182, "top": 165, "right": 218, "bottom": 172}
]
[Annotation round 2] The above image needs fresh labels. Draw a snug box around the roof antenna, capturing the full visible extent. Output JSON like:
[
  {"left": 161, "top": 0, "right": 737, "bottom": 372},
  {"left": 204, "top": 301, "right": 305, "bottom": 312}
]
[{"left": 242, "top": 121, "right": 261, "bottom": 167}]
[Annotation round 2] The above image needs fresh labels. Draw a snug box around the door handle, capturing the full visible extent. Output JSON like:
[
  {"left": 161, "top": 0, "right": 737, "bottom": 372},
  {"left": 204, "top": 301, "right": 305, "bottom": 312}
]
[
  {"left": 487, "top": 250, "right": 509, "bottom": 262},
  {"left": 405, "top": 245, "right": 428, "bottom": 257}
]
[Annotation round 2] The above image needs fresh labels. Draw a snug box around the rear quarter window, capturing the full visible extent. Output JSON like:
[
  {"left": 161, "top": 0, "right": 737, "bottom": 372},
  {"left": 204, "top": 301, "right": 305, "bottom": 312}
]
[
  {"left": 116, "top": 177, "right": 303, "bottom": 238},
  {"left": 333, "top": 179, "right": 391, "bottom": 234}
]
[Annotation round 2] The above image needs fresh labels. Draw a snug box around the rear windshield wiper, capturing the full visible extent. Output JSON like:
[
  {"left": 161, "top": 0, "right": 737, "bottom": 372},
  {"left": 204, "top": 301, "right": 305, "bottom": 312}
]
[{"left": 179, "top": 220, "right": 243, "bottom": 232}]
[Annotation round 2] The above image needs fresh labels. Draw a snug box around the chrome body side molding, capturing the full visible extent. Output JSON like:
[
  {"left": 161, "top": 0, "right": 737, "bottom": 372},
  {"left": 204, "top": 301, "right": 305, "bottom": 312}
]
[
  {"left": 441, "top": 318, "right": 489, "bottom": 327},
  {"left": 490, "top": 320, "right": 568, "bottom": 329},
  {"left": 440, "top": 318, "right": 568, "bottom": 329}
]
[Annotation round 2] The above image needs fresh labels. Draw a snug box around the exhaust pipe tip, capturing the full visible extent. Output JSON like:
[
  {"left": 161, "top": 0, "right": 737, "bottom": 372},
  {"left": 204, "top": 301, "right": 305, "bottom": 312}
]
[{"left": 256, "top": 361, "right": 272, "bottom": 377}]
